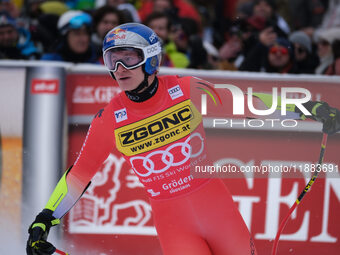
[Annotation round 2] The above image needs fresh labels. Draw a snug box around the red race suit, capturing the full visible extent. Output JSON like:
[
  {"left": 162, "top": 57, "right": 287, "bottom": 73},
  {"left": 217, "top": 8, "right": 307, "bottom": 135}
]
[{"left": 50, "top": 75, "right": 257, "bottom": 255}]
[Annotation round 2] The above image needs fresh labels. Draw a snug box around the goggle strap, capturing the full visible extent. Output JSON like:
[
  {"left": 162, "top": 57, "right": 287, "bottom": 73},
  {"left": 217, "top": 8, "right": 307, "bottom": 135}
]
[{"left": 111, "top": 59, "right": 145, "bottom": 72}]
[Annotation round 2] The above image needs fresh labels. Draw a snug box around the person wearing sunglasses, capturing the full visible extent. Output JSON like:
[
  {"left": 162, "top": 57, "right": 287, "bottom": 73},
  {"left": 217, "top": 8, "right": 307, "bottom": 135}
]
[
  {"left": 40, "top": 10, "right": 99, "bottom": 64},
  {"left": 288, "top": 30, "right": 319, "bottom": 74},
  {"left": 266, "top": 38, "right": 299, "bottom": 74},
  {"left": 240, "top": 35, "right": 299, "bottom": 74}
]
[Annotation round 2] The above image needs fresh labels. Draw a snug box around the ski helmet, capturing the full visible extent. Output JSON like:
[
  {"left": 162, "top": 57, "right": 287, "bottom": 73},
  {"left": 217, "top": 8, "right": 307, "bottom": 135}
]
[
  {"left": 102, "top": 23, "right": 162, "bottom": 76},
  {"left": 57, "top": 10, "right": 92, "bottom": 36}
]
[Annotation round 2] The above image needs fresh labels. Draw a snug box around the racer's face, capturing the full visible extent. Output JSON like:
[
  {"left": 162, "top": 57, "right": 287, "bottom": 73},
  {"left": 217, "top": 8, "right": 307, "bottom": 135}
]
[
  {"left": 114, "top": 64, "right": 155, "bottom": 91},
  {"left": 106, "top": 47, "right": 157, "bottom": 91},
  {"left": 104, "top": 44, "right": 161, "bottom": 91}
]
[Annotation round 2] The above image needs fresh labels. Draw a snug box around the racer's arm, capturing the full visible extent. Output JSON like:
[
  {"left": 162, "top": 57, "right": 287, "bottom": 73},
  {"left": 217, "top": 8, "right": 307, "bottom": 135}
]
[
  {"left": 190, "top": 77, "right": 340, "bottom": 134},
  {"left": 27, "top": 106, "right": 115, "bottom": 254},
  {"left": 46, "top": 109, "right": 115, "bottom": 218},
  {"left": 48, "top": 106, "right": 115, "bottom": 218},
  {"left": 250, "top": 92, "right": 301, "bottom": 119},
  {"left": 253, "top": 93, "right": 340, "bottom": 134},
  {"left": 295, "top": 101, "right": 340, "bottom": 134}
]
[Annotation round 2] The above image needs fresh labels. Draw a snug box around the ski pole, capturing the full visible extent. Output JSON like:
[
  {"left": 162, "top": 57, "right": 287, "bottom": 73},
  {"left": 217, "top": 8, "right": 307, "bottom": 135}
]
[
  {"left": 271, "top": 133, "right": 328, "bottom": 255},
  {"left": 55, "top": 248, "right": 69, "bottom": 255}
]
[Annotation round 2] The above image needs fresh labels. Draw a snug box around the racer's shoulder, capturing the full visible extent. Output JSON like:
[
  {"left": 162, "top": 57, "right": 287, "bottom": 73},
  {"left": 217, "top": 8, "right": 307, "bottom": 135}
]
[
  {"left": 158, "top": 75, "right": 205, "bottom": 86},
  {"left": 91, "top": 99, "right": 116, "bottom": 125},
  {"left": 107, "top": 89, "right": 126, "bottom": 108},
  {"left": 175, "top": 75, "right": 212, "bottom": 85}
]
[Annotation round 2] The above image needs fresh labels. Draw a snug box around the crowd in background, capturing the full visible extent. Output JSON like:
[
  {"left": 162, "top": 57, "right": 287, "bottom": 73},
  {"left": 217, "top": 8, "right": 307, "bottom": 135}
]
[{"left": 1, "top": 0, "right": 340, "bottom": 75}]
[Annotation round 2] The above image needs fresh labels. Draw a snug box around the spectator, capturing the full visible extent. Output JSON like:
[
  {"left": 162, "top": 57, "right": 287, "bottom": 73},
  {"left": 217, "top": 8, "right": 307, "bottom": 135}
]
[
  {"left": 216, "top": 16, "right": 268, "bottom": 71},
  {"left": 212, "top": 0, "right": 243, "bottom": 48},
  {"left": 314, "top": 27, "right": 340, "bottom": 74},
  {"left": 20, "top": 0, "right": 68, "bottom": 55},
  {"left": 324, "top": 39, "right": 340, "bottom": 75},
  {"left": 231, "top": 0, "right": 291, "bottom": 66},
  {"left": 0, "top": 0, "right": 20, "bottom": 18},
  {"left": 317, "top": 0, "right": 340, "bottom": 30},
  {"left": 239, "top": 26, "right": 276, "bottom": 71},
  {"left": 41, "top": 10, "right": 99, "bottom": 63},
  {"left": 289, "top": 30, "right": 319, "bottom": 74},
  {"left": 288, "top": 0, "right": 326, "bottom": 34},
  {"left": 235, "top": 0, "right": 254, "bottom": 19},
  {"left": 249, "top": 0, "right": 290, "bottom": 38},
  {"left": 23, "top": 0, "right": 45, "bottom": 19},
  {"left": 104, "top": 0, "right": 141, "bottom": 22},
  {"left": 0, "top": 14, "right": 40, "bottom": 59},
  {"left": 172, "top": 17, "right": 208, "bottom": 69},
  {"left": 266, "top": 38, "right": 298, "bottom": 73},
  {"left": 218, "top": 31, "right": 243, "bottom": 70},
  {"left": 240, "top": 37, "right": 298, "bottom": 74},
  {"left": 139, "top": 0, "right": 201, "bottom": 27},
  {"left": 144, "top": 11, "right": 189, "bottom": 68},
  {"left": 91, "top": 5, "right": 124, "bottom": 62}
]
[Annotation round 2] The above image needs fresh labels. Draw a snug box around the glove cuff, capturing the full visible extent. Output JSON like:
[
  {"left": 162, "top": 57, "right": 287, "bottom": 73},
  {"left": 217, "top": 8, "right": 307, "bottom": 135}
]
[
  {"left": 295, "top": 101, "right": 328, "bottom": 120},
  {"left": 32, "top": 209, "right": 60, "bottom": 232}
]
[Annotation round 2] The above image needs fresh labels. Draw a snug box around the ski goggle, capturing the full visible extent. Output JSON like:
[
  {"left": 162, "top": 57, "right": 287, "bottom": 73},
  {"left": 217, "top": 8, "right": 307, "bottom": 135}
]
[{"left": 103, "top": 42, "right": 162, "bottom": 72}]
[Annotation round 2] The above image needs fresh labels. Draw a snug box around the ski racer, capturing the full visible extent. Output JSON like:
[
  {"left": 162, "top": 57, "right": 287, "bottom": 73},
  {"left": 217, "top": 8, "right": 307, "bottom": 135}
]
[{"left": 26, "top": 23, "right": 340, "bottom": 255}]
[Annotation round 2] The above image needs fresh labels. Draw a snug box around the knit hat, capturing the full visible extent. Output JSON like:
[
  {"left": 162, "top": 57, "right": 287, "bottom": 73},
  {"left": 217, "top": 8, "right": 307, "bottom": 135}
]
[
  {"left": 317, "top": 28, "right": 340, "bottom": 44},
  {"left": 289, "top": 31, "right": 312, "bottom": 53},
  {"left": 270, "top": 37, "right": 294, "bottom": 58}
]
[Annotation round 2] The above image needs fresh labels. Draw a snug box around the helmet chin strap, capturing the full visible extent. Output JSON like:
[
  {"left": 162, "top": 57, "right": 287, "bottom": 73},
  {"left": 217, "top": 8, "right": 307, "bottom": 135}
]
[
  {"left": 125, "top": 68, "right": 158, "bottom": 103},
  {"left": 110, "top": 64, "right": 151, "bottom": 94},
  {"left": 128, "top": 71, "right": 149, "bottom": 94}
]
